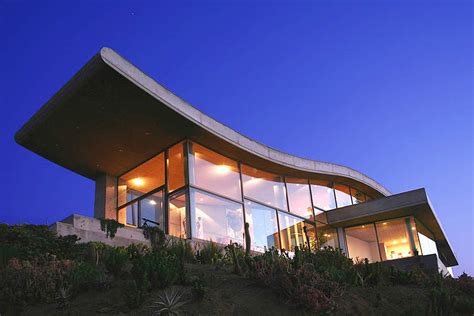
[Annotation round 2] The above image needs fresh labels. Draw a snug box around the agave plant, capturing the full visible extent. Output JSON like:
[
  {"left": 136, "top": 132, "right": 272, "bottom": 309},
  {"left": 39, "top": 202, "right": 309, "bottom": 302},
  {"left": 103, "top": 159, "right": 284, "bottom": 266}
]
[{"left": 150, "top": 287, "right": 189, "bottom": 315}]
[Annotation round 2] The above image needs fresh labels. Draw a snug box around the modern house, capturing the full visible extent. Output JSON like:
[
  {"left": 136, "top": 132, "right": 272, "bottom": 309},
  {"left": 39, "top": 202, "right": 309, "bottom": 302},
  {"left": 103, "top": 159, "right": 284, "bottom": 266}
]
[{"left": 15, "top": 48, "right": 457, "bottom": 275}]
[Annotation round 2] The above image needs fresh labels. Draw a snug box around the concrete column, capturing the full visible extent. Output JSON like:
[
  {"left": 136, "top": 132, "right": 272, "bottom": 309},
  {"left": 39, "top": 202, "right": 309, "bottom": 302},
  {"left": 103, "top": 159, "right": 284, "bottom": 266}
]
[
  {"left": 94, "top": 174, "right": 117, "bottom": 220},
  {"left": 337, "top": 227, "right": 348, "bottom": 255}
]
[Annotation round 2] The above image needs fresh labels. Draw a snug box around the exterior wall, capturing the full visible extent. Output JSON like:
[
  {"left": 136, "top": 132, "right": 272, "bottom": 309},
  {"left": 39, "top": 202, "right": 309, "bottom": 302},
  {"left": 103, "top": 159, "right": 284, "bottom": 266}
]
[
  {"left": 51, "top": 214, "right": 149, "bottom": 247},
  {"left": 94, "top": 174, "right": 117, "bottom": 220}
]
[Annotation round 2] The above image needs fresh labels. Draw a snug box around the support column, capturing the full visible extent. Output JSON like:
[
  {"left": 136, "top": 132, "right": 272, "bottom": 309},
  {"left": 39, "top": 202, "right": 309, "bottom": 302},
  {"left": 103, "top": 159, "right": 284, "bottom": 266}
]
[
  {"left": 337, "top": 227, "right": 348, "bottom": 255},
  {"left": 94, "top": 174, "right": 117, "bottom": 220}
]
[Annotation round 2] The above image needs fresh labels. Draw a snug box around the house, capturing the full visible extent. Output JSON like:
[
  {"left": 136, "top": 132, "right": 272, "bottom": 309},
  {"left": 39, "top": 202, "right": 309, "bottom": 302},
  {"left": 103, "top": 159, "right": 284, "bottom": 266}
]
[{"left": 15, "top": 48, "right": 457, "bottom": 275}]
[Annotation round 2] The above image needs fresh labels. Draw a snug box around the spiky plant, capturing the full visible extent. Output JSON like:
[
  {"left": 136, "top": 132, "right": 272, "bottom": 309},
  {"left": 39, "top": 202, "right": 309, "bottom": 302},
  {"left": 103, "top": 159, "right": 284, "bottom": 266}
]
[{"left": 150, "top": 287, "right": 189, "bottom": 315}]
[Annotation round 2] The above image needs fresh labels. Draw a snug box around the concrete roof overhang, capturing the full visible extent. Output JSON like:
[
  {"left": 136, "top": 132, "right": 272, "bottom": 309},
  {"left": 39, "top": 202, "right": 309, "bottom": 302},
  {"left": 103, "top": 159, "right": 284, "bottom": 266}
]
[
  {"left": 15, "top": 47, "right": 390, "bottom": 198},
  {"left": 326, "top": 188, "right": 458, "bottom": 267}
]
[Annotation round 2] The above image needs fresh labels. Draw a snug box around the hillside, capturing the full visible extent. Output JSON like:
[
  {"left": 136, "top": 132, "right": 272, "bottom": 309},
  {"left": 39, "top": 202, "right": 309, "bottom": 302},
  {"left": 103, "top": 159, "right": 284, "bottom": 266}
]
[{"left": 1, "top": 224, "right": 473, "bottom": 315}]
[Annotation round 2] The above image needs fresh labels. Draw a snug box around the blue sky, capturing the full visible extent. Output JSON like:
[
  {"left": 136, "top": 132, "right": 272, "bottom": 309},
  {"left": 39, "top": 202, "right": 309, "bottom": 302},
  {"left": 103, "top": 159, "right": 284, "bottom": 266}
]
[{"left": 1, "top": 1, "right": 472, "bottom": 275}]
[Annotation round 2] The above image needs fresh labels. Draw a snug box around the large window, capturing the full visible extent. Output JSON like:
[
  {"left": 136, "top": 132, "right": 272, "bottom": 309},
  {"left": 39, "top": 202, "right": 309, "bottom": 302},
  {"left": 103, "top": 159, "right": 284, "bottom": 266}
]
[
  {"left": 310, "top": 180, "right": 337, "bottom": 211},
  {"left": 375, "top": 218, "right": 420, "bottom": 261},
  {"left": 345, "top": 224, "right": 381, "bottom": 263},
  {"left": 188, "top": 143, "right": 242, "bottom": 201},
  {"left": 118, "top": 201, "right": 138, "bottom": 226},
  {"left": 350, "top": 188, "right": 366, "bottom": 204},
  {"left": 117, "top": 153, "right": 165, "bottom": 206},
  {"left": 241, "top": 165, "right": 287, "bottom": 211},
  {"left": 140, "top": 191, "right": 165, "bottom": 228},
  {"left": 316, "top": 221, "right": 339, "bottom": 249},
  {"left": 167, "top": 143, "right": 185, "bottom": 192},
  {"left": 244, "top": 200, "right": 280, "bottom": 252},
  {"left": 334, "top": 184, "right": 352, "bottom": 208},
  {"left": 168, "top": 192, "right": 187, "bottom": 238},
  {"left": 286, "top": 178, "right": 313, "bottom": 219},
  {"left": 278, "top": 212, "right": 312, "bottom": 252},
  {"left": 415, "top": 220, "right": 437, "bottom": 257},
  {"left": 190, "top": 189, "right": 244, "bottom": 245}
]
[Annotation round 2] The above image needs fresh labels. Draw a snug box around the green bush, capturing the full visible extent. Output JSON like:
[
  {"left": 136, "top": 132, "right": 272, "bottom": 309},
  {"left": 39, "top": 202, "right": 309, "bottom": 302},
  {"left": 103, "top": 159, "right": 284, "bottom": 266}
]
[
  {"left": 197, "top": 241, "right": 223, "bottom": 264},
  {"left": 67, "top": 261, "right": 105, "bottom": 292},
  {"left": 168, "top": 239, "right": 196, "bottom": 264},
  {"left": 0, "top": 224, "right": 82, "bottom": 261},
  {"left": 0, "top": 257, "right": 74, "bottom": 308},
  {"left": 131, "top": 251, "right": 181, "bottom": 290},
  {"left": 103, "top": 246, "right": 129, "bottom": 277}
]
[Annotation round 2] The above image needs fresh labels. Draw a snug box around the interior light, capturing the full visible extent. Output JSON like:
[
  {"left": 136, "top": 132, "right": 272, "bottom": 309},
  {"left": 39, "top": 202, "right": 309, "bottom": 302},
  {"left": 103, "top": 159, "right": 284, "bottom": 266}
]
[
  {"left": 215, "top": 165, "right": 231, "bottom": 174},
  {"left": 149, "top": 200, "right": 157, "bottom": 205},
  {"left": 131, "top": 178, "right": 144, "bottom": 186},
  {"left": 402, "top": 238, "right": 407, "bottom": 243},
  {"left": 393, "top": 240, "right": 398, "bottom": 245},
  {"left": 383, "top": 222, "right": 387, "bottom": 225},
  {"left": 411, "top": 227, "right": 416, "bottom": 231}
]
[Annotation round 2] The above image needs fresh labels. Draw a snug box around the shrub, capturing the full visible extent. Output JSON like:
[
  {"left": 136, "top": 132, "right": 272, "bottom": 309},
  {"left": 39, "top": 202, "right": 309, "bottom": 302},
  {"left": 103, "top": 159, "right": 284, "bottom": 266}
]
[
  {"left": 0, "top": 257, "right": 74, "bottom": 308},
  {"left": 127, "top": 243, "right": 150, "bottom": 260},
  {"left": 150, "top": 287, "right": 189, "bottom": 316},
  {"left": 67, "top": 261, "right": 105, "bottom": 293},
  {"left": 131, "top": 252, "right": 181, "bottom": 290},
  {"left": 250, "top": 249, "right": 342, "bottom": 313},
  {"left": 99, "top": 219, "right": 124, "bottom": 239},
  {"left": 0, "top": 224, "right": 82, "bottom": 261},
  {"left": 143, "top": 225, "right": 167, "bottom": 251},
  {"left": 196, "top": 241, "right": 222, "bottom": 264},
  {"left": 103, "top": 246, "right": 129, "bottom": 277},
  {"left": 168, "top": 239, "right": 196, "bottom": 264}
]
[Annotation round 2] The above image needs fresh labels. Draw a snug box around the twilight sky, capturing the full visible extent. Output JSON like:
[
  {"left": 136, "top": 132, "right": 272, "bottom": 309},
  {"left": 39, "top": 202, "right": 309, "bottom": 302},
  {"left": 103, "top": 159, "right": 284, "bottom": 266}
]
[{"left": 0, "top": 1, "right": 472, "bottom": 275}]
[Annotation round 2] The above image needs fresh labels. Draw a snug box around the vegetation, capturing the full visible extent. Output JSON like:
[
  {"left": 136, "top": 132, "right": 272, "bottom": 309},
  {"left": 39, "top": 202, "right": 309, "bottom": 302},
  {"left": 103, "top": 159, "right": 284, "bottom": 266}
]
[
  {"left": 99, "top": 219, "right": 124, "bottom": 239},
  {"left": 0, "top": 224, "right": 473, "bottom": 315}
]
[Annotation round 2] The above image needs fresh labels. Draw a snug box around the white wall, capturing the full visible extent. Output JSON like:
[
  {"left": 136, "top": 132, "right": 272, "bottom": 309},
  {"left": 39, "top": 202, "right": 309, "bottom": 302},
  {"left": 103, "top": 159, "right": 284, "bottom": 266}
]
[{"left": 346, "top": 234, "right": 379, "bottom": 263}]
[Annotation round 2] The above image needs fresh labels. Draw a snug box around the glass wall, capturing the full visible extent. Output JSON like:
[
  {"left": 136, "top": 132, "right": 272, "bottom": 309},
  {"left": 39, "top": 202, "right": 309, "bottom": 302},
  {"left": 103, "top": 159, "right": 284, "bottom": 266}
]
[
  {"left": 316, "top": 221, "right": 339, "bottom": 249},
  {"left": 190, "top": 189, "right": 244, "bottom": 244},
  {"left": 345, "top": 224, "right": 381, "bottom": 263},
  {"left": 344, "top": 217, "right": 423, "bottom": 263},
  {"left": 375, "top": 217, "right": 420, "bottom": 260},
  {"left": 167, "top": 143, "right": 185, "bottom": 192},
  {"left": 244, "top": 200, "right": 280, "bottom": 252},
  {"left": 117, "top": 153, "right": 165, "bottom": 206},
  {"left": 118, "top": 201, "right": 138, "bottom": 226},
  {"left": 188, "top": 143, "right": 241, "bottom": 201},
  {"left": 278, "top": 211, "right": 311, "bottom": 252},
  {"left": 310, "top": 180, "right": 337, "bottom": 211},
  {"left": 241, "top": 165, "right": 287, "bottom": 211},
  {"left": 286, "top": 178, "right": 313, "bottom": 219},
  {"left": 168, "top": 192, "right": 187, "bottom": 238},
  {"left": 334, "top": 184, "right": 352, "bottom": 208},
  {"left": 350, "top": 188, "right": 366, "bottom": 204},
  {"left": 140, "top": 191, "right": 164, "bottom": 227},
  {"left": 115, "top": 139, "right": 376, "bottom": 252},
  {"left": 415, "top": 220, "right": 438, "bottom": 257}
]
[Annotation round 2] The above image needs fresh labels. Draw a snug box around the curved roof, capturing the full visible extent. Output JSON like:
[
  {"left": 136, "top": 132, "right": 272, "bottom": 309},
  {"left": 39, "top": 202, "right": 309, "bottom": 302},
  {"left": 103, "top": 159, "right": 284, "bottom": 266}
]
[{"left": 15, "top": 47, "right": 391, "bottom": 197}]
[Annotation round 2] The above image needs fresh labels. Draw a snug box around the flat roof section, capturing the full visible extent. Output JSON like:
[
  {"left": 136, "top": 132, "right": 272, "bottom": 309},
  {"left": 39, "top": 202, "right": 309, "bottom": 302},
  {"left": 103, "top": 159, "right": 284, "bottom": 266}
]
[
  {"left": 15, "top": 47, "right": 391, "bottom": 198},
  {"left": 326, "top": 188, "right": 457, "bottom": 267}
]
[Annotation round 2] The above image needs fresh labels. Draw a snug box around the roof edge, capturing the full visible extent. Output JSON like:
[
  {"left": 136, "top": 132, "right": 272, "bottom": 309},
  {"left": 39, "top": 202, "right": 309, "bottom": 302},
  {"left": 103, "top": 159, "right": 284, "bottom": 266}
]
[{"left": 98, "top": 47, "right": 391, "bottom": 196}]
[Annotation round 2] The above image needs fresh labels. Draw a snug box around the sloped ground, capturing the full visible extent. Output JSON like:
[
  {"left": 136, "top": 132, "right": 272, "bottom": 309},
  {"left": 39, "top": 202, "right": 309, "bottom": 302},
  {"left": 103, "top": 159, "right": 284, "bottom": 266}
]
[
  {"left": 21, "top": 263, "right": 436, "bottom": 316},
  {"left": 22, "top": 264, "right": 305, "bottom": 316}
]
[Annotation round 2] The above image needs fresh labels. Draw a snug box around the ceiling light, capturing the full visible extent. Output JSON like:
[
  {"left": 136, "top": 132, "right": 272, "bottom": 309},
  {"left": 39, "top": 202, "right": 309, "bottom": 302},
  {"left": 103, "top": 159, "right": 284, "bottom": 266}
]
[
  {"left": 149, "top": 200, "right": 157, "bottom": 205},
  {"left": 215, "top": 165, "right": 231, "bottom": 174},
  {"left": 131, "top": 178, "right": 144, "bottom": 186}
]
